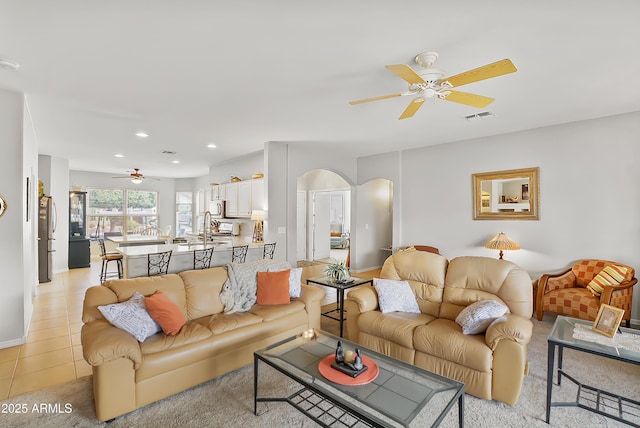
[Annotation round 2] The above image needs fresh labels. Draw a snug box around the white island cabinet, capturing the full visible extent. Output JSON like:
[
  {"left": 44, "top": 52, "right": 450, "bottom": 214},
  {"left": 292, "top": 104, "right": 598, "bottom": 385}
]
[{"left": 115, "top": 242, "right": 266, "bottom": 278}]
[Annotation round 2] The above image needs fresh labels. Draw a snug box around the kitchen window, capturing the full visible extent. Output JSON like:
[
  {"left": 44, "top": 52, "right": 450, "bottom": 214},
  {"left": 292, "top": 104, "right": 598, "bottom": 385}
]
[{"left": 87, "top": 187, "right": 159, "bottom": 237}]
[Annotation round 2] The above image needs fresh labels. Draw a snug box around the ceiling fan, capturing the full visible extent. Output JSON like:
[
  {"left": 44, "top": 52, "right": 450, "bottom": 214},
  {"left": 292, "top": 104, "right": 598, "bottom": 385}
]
[
  {"left": 349, "top": 52, "right": 517, "bottom": 120},
  {"left": 112, "top": 168, "right": 156, "bottom": 184}
]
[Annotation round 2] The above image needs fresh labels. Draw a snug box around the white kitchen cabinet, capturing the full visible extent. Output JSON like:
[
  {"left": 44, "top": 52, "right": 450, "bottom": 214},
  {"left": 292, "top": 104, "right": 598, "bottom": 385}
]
[
  {"left": 221, "top": 178, "right": 264, "bottom": 218},
  {"left": 237, "top": 181, "right": 252, "bottom": 217},
  {"left": 251, "top": 178, "right": 264, "bottom": 212},
  {"left": 225, "top": 182, "right": 238, "bottom": 217},
  {"left": 211, "top": 184, "right": 225, "bottom": 200}
]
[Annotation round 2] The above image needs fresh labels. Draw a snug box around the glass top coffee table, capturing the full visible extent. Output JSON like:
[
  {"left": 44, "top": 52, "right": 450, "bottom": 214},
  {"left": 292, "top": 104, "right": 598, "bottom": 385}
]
[
  {"left": 254, "top": 329, "right": 464, "bottom": 427},
  {"left": 546, "top": 315, "right": 640, "bottom": 426}
]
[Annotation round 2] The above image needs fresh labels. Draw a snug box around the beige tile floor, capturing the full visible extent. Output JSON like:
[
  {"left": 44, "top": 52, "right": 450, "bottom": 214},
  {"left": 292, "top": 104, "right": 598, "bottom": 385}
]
[
  {"left": 0, "top": 260, "right": 100, "bottom": 400},
  {"left": 0, "top": 257, "right": 380, "bottom": 400}
]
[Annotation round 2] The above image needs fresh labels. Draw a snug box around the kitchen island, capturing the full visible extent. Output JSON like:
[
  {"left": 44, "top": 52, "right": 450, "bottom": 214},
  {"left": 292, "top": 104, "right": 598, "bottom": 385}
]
[{"left": 115, "top": 241, "right": 266, "bottom": 278}]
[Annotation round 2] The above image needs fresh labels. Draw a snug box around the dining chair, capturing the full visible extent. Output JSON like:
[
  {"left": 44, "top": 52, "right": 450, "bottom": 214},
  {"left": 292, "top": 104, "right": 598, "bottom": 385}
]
[
  {"left": 193, "top": 247, "right": 214, "bottom": 270},
  {"left": 231, "top": 245, "right": 249, "bottom": 263},
  {"left": 263, "top": 242, "right": 276, "bottom": 259},
  {"left": 148, "top": 250, "right": 172, "bottom": 276},
  {"left": 97, "top": 238, "right": 123, "bottom": 283}
]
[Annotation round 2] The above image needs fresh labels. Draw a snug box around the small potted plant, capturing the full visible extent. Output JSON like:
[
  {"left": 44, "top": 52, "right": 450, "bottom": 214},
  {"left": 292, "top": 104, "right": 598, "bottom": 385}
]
[{"left": 325, "top": 259, "right": 349, "bottom": 282}]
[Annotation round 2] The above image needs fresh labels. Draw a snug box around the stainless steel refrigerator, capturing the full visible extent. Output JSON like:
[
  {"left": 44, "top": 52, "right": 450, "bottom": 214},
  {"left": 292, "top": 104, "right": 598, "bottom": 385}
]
[{"left": 38, "top": 195, "right": 56, "bottom": 283}]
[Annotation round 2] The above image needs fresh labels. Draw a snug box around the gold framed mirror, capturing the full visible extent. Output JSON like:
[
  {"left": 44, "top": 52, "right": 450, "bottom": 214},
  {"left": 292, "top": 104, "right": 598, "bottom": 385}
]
[{"left": 472, "top": 167, "right": 539, "bottom": 220}]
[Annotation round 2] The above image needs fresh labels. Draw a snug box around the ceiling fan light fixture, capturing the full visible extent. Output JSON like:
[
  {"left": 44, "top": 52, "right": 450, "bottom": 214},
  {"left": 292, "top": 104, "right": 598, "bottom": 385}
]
[
  {"left": 414, "top": 51, "right": 438, "bottom": 69},
  {"left": 131, "top": 177, "right": 143, "bottom": 184}
]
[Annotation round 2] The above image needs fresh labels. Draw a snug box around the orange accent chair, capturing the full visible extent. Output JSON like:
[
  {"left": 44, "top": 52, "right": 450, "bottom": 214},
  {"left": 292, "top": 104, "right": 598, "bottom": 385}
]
[{"left": 536, "top": 259, "right": 636, "bottom": 327}]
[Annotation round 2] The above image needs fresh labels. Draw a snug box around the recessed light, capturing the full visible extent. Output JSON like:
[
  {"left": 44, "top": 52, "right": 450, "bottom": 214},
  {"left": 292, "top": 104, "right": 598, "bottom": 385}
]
[
  {"left": 135, "top": 132, "right": 149, "bottom": 138},
  {"left": 114, "top": 154, "right": 124, "bottom": 158},
  {"left": 171, "top": 160, "right": 180, "bottom": 164},
  {"left": 0, "top": 58, "right": 20, "bottom": 71},
  {"left": 207, "top": 144, "right": 217, "bottom": 148}
]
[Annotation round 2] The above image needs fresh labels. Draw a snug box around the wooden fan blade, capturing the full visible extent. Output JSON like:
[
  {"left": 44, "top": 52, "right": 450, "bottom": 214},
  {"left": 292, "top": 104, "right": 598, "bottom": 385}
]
[
  {"left": 349, "top": 93, "right": 402, "bottom": 105},
  {"left": 442, "top": 90, "right": 494, "bottom": 108},
  {"left": 398, "top": 98, "right": 425, "bottom": 120},
  {"left": 385, "top": 64, "right": 426, "bottom": 85},
  {"left": 444, "top": 59, "right": 517, "bottom": 88}
]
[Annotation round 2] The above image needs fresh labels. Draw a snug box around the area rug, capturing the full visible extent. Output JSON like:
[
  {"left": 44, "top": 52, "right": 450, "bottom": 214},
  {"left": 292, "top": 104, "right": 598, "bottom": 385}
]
[{"left": 1, "top": 319, "right": 637, "bottom": 427}]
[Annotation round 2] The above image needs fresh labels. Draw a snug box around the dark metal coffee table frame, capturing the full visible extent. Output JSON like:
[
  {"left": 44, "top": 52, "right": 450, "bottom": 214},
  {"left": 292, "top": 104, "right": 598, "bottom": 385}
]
[
  {"left": 306, "top": 275, "right": 373, "bottom": 337},
  {"left": 546, "top": 316, "right": 640, "bottom": 426},
  {"left": 255, "top": 330, "right": 464, "bottom": 428}
]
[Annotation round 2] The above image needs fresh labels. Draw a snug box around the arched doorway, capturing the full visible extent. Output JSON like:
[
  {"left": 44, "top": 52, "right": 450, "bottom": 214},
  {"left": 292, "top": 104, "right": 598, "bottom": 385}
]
[{"left": 297, "top": 170, "right": 351, "bottom": 265}]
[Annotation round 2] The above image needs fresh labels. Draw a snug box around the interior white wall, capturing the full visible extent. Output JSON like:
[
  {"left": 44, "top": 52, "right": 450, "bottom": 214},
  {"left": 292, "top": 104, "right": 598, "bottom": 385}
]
[
  {"left": 38, "top": 155, "right": 70, "bottom": 273},
  {"left": 22, "top": 98, "right": 38, "bottom": 338},
  {"left": 355, "top": 179, "right": 393, "bottom": 271},
  {"left": 0, "top": 89, "right": 36, "bottom": 348},
  {"left": 358, "top": 151, "right": 401, "bottom": 251},
  {"left": 371, "top": 111, "right": 640, "bottom": 320},
  {"left": 208, "top": 150, "right": 264, "bottom": 184}
]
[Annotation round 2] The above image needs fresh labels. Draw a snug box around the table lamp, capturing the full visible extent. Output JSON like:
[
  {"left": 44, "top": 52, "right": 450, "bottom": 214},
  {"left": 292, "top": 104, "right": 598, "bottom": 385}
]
[
  {"left": 251, "top": 210, "right": 264, "bottom": 243},
  {"left": 485, "top": 232, "right": 520, "bottom": 259}
]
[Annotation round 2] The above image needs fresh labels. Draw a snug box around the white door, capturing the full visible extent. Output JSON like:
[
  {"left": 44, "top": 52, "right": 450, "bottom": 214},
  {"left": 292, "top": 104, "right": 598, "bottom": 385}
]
[
  {"left": 296, "top": 191, "right": 306, "bottom": 260},
  {"left": 313, "top": 192, "right": 331, "bottom": 260}
]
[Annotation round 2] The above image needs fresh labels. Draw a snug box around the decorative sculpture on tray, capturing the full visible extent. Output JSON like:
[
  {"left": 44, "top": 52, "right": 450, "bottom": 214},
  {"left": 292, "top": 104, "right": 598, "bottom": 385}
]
[
  {"left": 335, "top": 340, "right": 345, "bottom": 364},
  {"left": 333, "top": 341, "right": 367, "bottom": 377},
  {"left": 348, "top": 349, "right": 364, "bottom": 371}
]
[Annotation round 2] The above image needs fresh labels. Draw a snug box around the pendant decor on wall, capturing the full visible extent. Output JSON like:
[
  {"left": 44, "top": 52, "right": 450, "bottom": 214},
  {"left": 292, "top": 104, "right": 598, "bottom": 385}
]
[{"left": 0, "top": 194, "right": 7, "bottom": 218}]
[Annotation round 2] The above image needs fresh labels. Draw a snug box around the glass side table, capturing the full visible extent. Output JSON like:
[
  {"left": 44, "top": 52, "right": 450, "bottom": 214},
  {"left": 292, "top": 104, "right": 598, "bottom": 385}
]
[
  {"left": 306, "top": 275, "right": 373, "bottom": 337},
  {"left": 546, "top": 315, "right": 640, "bottom": 426}
]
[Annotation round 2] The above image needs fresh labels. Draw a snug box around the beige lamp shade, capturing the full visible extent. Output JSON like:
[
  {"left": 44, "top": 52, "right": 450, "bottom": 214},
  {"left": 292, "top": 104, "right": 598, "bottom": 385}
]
[
  {"left": 485, "top": 232, "right": 520, "bottom": 259},
  {"left": 251, "top": 210, "right": 264, "bottom": 242},
  {"left": 251, "top": 210, "right": 265, "bottom": 221}
]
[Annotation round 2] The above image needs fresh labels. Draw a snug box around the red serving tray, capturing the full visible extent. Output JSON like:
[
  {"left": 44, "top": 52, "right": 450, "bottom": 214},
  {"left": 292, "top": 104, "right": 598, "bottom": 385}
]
[{"left": 318, "top": 354, "right": 379, "bottom": 386}]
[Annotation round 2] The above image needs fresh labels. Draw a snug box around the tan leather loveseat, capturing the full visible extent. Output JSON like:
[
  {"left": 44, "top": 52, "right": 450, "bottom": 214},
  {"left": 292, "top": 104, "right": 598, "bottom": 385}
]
[
  {"left": 345, "top": 251, "right": 533, "bottom": 405},
  {"left": 81, "top": 265, "right": 324, "bottom": 422}
]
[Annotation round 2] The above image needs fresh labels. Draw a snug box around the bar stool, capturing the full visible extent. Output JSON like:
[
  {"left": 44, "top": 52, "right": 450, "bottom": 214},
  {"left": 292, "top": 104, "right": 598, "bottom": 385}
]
[
  {"left": 194, "top": 247, "right": 214, "bottom": 270},
  {"left": 263, "top": 242, "right": 276, "bottom": 259},
  {"left": 231, "top": 245, "right": 249, "bottom": 263},
  {"left": 148, "top": 250, "right": 172, "bottom": 276},
  {"left": 98, "top": 238, "right": 123, "bottom": 283}
]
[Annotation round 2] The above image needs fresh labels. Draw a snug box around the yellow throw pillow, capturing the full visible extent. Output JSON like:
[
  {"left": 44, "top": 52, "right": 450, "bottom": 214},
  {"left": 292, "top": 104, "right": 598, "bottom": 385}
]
[{"left": 587, "top": 265, "right": 628, "bottom": 296}]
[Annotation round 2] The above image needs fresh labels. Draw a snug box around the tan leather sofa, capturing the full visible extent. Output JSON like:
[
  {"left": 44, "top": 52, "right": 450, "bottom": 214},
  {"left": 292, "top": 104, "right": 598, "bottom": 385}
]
[
  {"left": 81, "top": 265, "right": 324, "bottom": 422},
  {"left": 345, "top": 251, "right": 533, "bottom": 405}
]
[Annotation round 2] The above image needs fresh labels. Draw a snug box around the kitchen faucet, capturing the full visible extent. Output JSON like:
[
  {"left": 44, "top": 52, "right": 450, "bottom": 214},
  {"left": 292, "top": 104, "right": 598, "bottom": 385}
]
[{"left": 203, "top": 210, "right": 212, "bottom": 246}]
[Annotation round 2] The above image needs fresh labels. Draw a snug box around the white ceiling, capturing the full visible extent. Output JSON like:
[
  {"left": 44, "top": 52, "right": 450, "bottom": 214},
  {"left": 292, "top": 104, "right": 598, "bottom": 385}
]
[{"left": 1, "top": 1, "right": 639, "bottom": 179}]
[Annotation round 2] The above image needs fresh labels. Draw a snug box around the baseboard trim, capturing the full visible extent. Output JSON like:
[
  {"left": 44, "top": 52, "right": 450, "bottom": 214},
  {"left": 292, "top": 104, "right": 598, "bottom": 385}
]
[{"left": 0, "top": 336, "right": 25, "bottom": 350}]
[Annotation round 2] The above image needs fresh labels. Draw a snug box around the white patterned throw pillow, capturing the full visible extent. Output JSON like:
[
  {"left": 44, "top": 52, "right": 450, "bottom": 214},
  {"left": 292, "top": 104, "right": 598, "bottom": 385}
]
[
  {"left": 373, "top": 278, "right": 421, "bottom": 314},
  {"left": 288, "top": 267, "right": 303, "bottom": 298},
  {"left": 455, "top": 300, "right": 508, "bottom": 335},
  {"left": 98, "top": 291, "right": 161, "bottom": 342},
  {"left": 268, "top": 265, "right": 303, "bottom": 298}
]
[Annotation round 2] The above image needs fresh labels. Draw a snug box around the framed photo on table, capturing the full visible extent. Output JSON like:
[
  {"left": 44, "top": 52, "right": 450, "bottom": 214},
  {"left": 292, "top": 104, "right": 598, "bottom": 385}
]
[{"left": 593, "top": 304, "right": 624, "bottom": 337}]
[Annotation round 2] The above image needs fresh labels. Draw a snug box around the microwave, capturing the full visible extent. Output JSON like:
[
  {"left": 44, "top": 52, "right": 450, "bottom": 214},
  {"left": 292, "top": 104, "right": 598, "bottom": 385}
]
[{"left": 210, "top": 200, "right": 225, "bottom": 219}]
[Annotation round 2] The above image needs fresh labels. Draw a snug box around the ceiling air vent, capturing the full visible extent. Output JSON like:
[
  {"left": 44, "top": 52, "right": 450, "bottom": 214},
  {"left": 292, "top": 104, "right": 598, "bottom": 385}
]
[
  {"left": 464, "top": 111, "right": 495, "bottom": 122},
  {"left": 161, "top": 150, "right": 177, "bottom": 155}
]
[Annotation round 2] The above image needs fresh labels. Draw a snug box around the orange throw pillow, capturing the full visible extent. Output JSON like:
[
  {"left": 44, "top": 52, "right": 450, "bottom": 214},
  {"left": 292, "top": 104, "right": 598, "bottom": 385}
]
[
  {"left": 145, "top": 290, "right": 186, "bottom": 335},
  {"left": 256, "top": 270, "right": 291, "bottom": 305}
]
